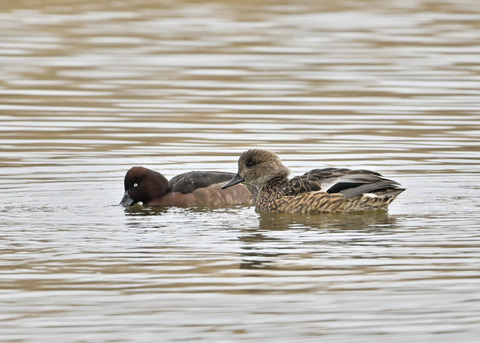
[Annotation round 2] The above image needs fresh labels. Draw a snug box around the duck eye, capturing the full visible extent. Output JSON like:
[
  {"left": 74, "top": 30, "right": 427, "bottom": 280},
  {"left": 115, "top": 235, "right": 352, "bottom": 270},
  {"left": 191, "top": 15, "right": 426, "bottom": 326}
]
[
  {"left": 246, "top": 159, "right": 255, "bottom": 168},
  {"left": 133, "top": 183, "right": 138, "bottom": 188}
]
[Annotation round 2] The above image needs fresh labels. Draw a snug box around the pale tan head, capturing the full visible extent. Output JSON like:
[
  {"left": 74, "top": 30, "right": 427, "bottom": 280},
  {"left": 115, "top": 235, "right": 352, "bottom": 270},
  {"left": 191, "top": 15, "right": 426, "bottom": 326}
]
[{"left": 222, "top": 149, "right": 290, "bottom": 190}]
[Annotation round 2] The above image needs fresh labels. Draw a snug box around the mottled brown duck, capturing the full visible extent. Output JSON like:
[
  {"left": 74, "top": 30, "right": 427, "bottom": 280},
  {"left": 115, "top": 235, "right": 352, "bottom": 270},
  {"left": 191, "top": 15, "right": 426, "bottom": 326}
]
[{"left": 222, "top": 149, "right": 405, "bottom": 214}]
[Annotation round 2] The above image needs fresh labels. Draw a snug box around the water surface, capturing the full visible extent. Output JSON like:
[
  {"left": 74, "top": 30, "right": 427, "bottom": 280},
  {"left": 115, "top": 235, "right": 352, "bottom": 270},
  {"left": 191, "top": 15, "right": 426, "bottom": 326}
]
[{"left": 1, "top": 0, "right": 480, "bottom": 342}]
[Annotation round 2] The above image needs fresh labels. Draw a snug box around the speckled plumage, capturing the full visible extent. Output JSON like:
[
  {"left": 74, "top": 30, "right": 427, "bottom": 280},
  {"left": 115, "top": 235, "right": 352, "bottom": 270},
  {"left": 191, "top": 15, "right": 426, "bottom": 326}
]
[{"left": 222, "top": 149, "right": 405, "bottom": 214}]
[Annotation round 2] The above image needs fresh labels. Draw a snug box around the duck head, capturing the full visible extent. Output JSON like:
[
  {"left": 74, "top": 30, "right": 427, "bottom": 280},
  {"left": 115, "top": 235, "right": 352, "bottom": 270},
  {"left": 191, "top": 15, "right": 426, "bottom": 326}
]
[
  {"left": 222, "top": 149, "right": 290, "bottom": 191},
  {"left": 120, "top": 166, "right": 169, "bottom": 206}
]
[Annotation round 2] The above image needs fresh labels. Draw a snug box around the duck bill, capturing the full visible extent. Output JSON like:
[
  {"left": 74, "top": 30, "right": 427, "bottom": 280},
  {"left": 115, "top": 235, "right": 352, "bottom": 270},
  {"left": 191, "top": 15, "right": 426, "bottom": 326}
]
[
  {"left": 222, "top": 174, "right": 245, "bottom": 189},
  {"left": 120, "top": 190, "right": 135, "bottom": 207}
]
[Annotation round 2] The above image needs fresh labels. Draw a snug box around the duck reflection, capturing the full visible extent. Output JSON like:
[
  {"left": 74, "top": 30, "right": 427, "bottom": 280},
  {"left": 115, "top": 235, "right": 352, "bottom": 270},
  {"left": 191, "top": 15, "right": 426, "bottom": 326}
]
[
  {"left": 258, "top": 211, "right": 397, "bottom": 231},
  {"left": 238, "top": 211, "right": 398, "bottom": 270},
  {"left": 122, "top": 204, "right": 170, "bottom": 216}
]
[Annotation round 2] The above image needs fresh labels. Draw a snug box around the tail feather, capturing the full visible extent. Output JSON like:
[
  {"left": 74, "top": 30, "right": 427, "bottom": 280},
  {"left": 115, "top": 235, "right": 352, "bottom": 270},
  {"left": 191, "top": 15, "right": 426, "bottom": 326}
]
[{"left": 339, "top": 180, "right": 404, "bottom": 199}]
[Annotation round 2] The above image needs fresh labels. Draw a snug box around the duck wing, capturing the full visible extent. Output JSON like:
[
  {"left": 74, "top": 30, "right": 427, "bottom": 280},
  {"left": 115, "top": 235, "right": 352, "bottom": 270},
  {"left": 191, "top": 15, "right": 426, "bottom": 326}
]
[
  {"left": 285, "top": 168, "right": 404, "bottom": 199},
  {"left": 169, "top": 171, "right": 236, "bottom": 194}
]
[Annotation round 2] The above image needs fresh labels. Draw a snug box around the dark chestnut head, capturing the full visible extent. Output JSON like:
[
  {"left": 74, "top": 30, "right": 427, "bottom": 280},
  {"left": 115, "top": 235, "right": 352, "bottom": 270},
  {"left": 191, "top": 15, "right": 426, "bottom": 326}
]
[{"left": 120, "top": 166, "right": 169, "bottom": 206}]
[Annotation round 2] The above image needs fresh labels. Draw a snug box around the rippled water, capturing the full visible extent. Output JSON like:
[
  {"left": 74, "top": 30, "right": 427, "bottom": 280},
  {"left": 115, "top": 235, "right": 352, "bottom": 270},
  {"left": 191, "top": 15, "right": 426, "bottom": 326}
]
[{"left": 1, "top": 0, "right": 480, "bottom": 342}]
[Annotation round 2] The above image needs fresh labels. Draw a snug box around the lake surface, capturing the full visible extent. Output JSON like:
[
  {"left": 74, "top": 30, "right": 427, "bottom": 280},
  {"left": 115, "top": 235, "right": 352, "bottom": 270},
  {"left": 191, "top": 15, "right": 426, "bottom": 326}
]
[{"left": 1, "top": 0, "right": 480, "bottom": 342}]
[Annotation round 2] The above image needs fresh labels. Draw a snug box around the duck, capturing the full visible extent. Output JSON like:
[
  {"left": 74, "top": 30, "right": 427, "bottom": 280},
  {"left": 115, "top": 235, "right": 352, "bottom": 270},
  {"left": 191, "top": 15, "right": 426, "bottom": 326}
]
[
  {"left": 120, "top": 166, "right": 254, "bottom": 208},
  {"left": 222, "top": 149, "right": 405, "bottom": 214}
]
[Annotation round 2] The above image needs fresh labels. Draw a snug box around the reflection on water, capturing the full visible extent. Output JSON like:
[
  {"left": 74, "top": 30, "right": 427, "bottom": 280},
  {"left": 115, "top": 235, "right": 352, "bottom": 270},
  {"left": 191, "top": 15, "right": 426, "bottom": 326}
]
[
  {"left": 241, "top": 212, "right": 397, "bottom": 270},
  {"left": 1, "top": 0, "right": 480, "bottom": 342},
  {"left": 257, "top": 211, "right": 398, "bottom": 231}
]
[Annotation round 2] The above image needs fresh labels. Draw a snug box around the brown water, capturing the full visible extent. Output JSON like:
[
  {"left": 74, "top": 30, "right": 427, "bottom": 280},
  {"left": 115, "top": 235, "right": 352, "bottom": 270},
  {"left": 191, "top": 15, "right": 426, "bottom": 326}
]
[{"left": 1, "top": 0, "right": 480, "bottom": 342}]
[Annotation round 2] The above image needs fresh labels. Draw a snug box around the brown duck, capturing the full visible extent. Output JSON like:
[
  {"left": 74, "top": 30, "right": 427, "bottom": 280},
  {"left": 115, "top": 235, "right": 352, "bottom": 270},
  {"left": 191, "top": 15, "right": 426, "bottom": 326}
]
[
  {"left": 120, "top": 166, "right": 254, "bottom": 208},
  {"left": 222, "top": 149, "right": 405, "bottom": 214}
]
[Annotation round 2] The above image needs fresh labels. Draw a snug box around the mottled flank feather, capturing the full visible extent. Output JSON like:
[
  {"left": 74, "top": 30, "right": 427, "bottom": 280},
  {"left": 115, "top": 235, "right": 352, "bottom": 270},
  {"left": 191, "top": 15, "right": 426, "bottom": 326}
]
[{"left": 222, "top": 149, "right": 405, "bottom": 214}]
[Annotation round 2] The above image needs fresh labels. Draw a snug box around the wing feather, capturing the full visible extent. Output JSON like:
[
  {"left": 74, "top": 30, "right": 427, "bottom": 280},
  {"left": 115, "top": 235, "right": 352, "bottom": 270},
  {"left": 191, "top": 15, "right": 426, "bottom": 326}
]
[
  {"left": 169, "top": 171, "right": 236, "bottom": 194},
  {"left": 283, "top": 168, "right": 404, "bottom": 199}
]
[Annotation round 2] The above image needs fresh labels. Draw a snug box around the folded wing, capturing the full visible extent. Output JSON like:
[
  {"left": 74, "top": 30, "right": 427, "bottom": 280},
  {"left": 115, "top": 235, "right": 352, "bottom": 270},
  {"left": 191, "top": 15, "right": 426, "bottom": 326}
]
[
  {"left": 169, "top": 171, "right": 236, "bottom": 194},
  {"left": 284, "top": 168, "right": 404, "bottom": 199}
]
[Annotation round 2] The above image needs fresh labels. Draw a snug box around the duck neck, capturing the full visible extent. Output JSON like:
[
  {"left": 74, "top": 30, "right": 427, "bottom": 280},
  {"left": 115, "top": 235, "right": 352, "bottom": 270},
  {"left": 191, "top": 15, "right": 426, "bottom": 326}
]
[
  {"left": 254, "top": 176, "right": 288, "bottom": 211},
  {"left": 150, "top": 172, "right": 171, "bottom": 200},
  {"left": 259, "top": 176, "right": 288, "bottom": 199}
]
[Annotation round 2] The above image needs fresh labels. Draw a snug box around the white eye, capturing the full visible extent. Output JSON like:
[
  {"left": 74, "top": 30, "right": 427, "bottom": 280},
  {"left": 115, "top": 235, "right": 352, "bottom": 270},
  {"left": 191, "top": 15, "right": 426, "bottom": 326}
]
[{"left": 133, "top": 183, "right": 138, "bottom": 188}]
